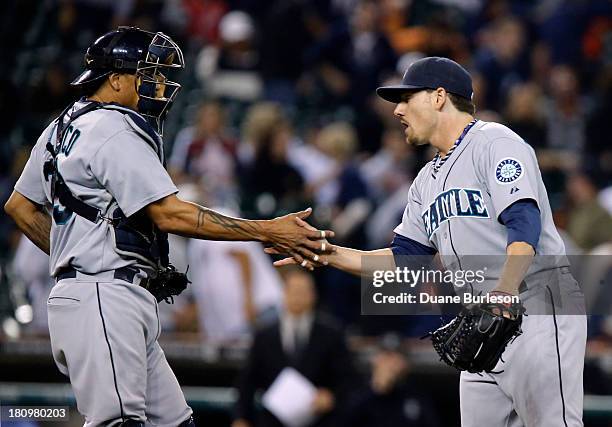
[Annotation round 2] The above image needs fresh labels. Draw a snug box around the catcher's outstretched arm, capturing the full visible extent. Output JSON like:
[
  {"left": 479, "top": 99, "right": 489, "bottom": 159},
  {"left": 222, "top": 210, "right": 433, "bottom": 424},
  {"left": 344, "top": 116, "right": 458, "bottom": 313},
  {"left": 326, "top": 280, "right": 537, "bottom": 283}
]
[{"left": 145, "top": 194, "right": 334, "bottom": 268}]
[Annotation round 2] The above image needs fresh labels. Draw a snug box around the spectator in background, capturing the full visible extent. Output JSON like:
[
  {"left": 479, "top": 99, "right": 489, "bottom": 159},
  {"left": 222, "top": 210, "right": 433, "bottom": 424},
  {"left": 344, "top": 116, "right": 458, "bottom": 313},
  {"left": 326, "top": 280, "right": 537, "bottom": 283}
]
[
  {"left": 474, "top": 16, "right": 528, "bottom": 111},
  {"left": 343, "top": 0, "right": 397, "bottom": 106},
  {"left": 361, "top": 128, "right": 414, "bottom": 203},
  {"left": 504, "top": 82, "right": 547, "bottom": 149},
  {"left": 470, "top": 71, "right": 488, "bottom": 111},
  {"left": 161, "top": 183, "right": 205, "bottom": 334},
  {"left": 21, "top": 65, "right": 74, "bottom": 145},
  {"left": 586, "top": 66, "right": 612, "bottom": 180},
  {"left": 529, "top": 42, "right": 552, "bottom": 90},
  {"left": 0, "top": 147, "right": 30, "bottom": 258},
  {"left": 239, "top": 102, "right": 306, "bottom": 217},
  {"left": 309, "top": 122, "right": 369, "bottom": 326},
  {"left": 544, "top": 65, "right": 589, "bottom": 152},
  {"left": 286, "top": 126, "right": 337, "bottom": 208},
  {"left": 25, "top": 64, "right": 73, "bottom": 117},
  {"left": 169, "top": 100, "right": 239, "bottom": 208},
  {"left": 365, "top": 181, "right": 411, "bottom": 250},
  {"left": 313, "top": 122, "right": 370, "bottom": 246},
  {"left": 182, "top": 0, "right": 228, "bottom": 46},
  {"left": 10, "top": 235, "right": 52, "bottom": 335},
  {"left": 232, "top": 266, "right": 354, "bottom": 427},
  {"left": 187, "top": 206, "right": 284, "bottom": 343},
  {"left": 420, "top": 14, "right": 470, "bottom": 61},
  {"left": 305, "top": 0, "right": 397, "bottom": 152},
  {"left": 566, "top": 171, "right": 612, "bottom": 251},
  {"left": 257, "top": 0, "right": 312, "bottom": 105},
  {"left": 196, "top": 10, "right": 262, "bottom": 102},
  {"left": 360, "top": 125, "right": 419, "bottom": 250},
  {"left": 344, "top": 334, "right": 440, "bottom": 427}
]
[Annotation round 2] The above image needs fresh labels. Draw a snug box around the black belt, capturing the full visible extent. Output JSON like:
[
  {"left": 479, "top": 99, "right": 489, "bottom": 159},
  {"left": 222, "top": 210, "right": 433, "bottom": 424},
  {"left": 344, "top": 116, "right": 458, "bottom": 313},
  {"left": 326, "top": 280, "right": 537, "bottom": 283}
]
[{"left": 55, "top": 266, "right": 148, "bottom": 288}]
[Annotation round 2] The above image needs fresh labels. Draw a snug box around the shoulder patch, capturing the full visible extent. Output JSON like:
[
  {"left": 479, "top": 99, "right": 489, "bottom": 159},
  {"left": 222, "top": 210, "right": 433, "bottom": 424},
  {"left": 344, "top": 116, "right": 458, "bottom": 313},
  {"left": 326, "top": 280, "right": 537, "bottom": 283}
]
[{"left": 495, "top": 157, "right": 523, "bottom": 185}]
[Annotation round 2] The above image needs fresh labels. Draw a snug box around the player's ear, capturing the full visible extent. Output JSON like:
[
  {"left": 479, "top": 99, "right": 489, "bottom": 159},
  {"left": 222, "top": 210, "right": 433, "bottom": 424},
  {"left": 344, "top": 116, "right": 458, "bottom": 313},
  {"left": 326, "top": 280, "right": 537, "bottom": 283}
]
[
  {"left": 108, "top": 73, "right": 122, "bottom": 92},
  {"left": 432, "top": 87, "right": 447, "bottom": 111}
]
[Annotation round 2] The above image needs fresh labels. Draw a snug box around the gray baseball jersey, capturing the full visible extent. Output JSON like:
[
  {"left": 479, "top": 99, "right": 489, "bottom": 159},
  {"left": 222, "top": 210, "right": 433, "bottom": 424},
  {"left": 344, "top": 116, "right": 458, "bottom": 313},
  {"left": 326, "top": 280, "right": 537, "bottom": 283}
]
[
  {"left": 394, "top": 120, "right": 585, "bottom": 426},
  {"left": 394, "top": 120, "right": 568, "bottom": 279},
  {"left": 15, "top": 100, "right": 178, "bottom": 276},
  {"left": 14, "top": 100, "right": 192, "bottom": 425}
]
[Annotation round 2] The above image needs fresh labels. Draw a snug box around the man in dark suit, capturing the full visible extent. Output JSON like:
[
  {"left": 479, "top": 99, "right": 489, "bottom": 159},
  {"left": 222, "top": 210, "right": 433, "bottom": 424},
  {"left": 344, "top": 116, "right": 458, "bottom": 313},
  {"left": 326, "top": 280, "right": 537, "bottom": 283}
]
[
  {"left": 343, "top": 334, "right": 440, "bottom": 427},
  {"left": 232, "top": 266, "right": 355, "bottom": 427}
]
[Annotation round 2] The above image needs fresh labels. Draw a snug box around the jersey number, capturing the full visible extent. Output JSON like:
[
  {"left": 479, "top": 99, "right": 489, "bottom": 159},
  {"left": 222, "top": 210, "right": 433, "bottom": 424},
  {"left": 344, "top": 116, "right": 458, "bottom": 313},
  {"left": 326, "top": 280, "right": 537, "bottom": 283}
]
[
  {"left": 53, "top": 126, "right": 81, "bottom": 224},
  {"left": 53, "top": 201, "right": 73, "bottom": 225},
  {"left": 60, "top": 125, "right": 81, "bottom": 156}
]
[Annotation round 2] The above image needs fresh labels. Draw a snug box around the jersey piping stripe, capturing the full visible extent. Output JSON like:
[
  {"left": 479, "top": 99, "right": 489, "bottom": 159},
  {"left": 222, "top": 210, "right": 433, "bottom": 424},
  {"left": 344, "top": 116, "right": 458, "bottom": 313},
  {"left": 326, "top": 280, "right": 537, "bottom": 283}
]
[
  {"left": 432, "top": 142, "right": 459, "bottom": 175},
  {"left": 96, "top": 283, "right": 125, "bottom": 422},
  {"left": 442, "top": 131, "right": 475, "bottom": 273},
  {"left": 468, "top": 379, "right": 497, "bottom": 385},
  {"left": 547, "top": 285, "right": 569, "bottom": 427},
  {"left": 155, "top": 301, "right": 161, "bottom": 341}
]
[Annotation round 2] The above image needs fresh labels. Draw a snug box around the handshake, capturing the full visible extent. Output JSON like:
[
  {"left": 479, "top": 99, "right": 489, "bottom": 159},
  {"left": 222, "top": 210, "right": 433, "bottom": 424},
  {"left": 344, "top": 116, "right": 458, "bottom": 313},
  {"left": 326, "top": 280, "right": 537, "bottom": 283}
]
[{"left": 263, "top": 207, "right": 334, "bottom": 271}]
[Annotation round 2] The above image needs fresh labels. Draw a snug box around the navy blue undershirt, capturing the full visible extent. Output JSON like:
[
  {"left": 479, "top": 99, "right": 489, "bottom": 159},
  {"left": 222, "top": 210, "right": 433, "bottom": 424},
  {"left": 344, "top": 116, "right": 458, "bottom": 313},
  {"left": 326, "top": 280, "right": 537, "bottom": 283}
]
[
  {"left": 391, "top": 198, "right": 541, "bottom": 257},
  {"left": 498, "top": 199, "right": 541, "bottom": 250},
  {"left": 390, "top": 234, "right": 436, "bottom": 256}
]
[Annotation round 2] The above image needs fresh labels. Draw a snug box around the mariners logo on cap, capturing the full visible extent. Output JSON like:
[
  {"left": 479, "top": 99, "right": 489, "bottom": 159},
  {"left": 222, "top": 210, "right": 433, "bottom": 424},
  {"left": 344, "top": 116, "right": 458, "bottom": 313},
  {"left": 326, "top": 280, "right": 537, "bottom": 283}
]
[{"left": 495, "top": 158, "right": 523, "bottom": 184}]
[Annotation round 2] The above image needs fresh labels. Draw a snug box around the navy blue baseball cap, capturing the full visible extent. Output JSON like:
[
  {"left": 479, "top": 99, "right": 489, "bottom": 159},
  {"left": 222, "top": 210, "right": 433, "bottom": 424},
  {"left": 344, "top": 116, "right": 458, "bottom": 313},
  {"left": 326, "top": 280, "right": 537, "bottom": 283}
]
[{"left": 377, "top": 56, "right": 473, "bottom": 103}]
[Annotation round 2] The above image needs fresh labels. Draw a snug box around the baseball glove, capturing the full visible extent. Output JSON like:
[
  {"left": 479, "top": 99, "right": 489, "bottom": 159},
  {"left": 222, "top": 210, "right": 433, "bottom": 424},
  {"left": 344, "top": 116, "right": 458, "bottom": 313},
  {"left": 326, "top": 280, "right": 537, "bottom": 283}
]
[
  {"left": 145, "top": 264, "right": 191, "bottom": 304},
  {"left": 426, "top": 295, "right": 525, "bottom": 373}
]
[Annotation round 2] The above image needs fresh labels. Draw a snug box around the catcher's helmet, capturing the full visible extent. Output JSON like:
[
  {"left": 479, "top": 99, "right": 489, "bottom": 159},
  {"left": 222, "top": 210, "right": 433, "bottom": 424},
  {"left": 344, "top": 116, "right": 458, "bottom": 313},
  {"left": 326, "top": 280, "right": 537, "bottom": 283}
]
[
  {"left": 71, "top": 26, "right": 153, "bottom": 87},
  {"left": 71, "top": 26, "right": 185, "bottom": 134}
]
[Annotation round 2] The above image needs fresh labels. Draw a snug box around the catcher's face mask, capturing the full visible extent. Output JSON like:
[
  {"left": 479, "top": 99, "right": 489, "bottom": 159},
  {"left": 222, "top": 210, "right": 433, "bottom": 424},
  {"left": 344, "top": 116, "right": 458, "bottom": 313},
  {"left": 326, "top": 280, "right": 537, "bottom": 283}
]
[{"left": 136, "top": 32, "right": 185, "bottom": 135}]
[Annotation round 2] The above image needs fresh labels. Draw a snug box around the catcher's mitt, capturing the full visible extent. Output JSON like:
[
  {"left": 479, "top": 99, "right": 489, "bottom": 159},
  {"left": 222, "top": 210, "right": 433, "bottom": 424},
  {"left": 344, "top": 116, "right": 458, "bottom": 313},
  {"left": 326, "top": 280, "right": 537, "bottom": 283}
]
[
  {"left": 426, "top": 294, "right": 525, "bottom": 373},
  {"left": 145, "top": 264, "right": 191, "bottom": 304}
]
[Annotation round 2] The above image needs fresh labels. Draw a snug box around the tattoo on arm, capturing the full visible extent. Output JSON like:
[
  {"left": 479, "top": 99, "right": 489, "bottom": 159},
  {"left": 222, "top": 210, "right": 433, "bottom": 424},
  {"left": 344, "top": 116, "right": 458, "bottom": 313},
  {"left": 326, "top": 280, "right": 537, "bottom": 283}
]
[
  {"left": 196, "top": 207, "right": 206, "bottom": 229},
  {"left": 22, "top": 209, "right": 51, "bottom": 255},
  {"left": 195, "top": 206, "right": 263, "bottom": 240}
]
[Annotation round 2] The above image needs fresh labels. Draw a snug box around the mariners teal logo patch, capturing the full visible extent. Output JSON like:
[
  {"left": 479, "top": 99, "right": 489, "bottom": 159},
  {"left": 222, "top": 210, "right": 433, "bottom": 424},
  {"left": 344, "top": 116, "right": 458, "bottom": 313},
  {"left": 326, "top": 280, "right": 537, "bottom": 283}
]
[{"left": 495, "top": 158, "right": 523, "bottom": 185}]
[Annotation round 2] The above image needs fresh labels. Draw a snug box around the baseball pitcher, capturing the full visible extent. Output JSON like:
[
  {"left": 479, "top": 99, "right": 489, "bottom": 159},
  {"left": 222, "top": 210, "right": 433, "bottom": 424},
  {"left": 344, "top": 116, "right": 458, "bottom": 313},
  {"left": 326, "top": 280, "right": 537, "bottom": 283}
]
[{"left": 272, "top": 57, "right": 587, "bottom": 427}]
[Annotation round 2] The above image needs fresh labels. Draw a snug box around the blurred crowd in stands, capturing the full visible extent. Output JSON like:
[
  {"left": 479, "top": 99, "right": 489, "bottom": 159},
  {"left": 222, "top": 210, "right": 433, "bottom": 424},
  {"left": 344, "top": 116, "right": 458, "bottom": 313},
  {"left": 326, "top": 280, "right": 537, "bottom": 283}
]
[{"left": 1, "top": 0, "right": 612, "bottom": 362}]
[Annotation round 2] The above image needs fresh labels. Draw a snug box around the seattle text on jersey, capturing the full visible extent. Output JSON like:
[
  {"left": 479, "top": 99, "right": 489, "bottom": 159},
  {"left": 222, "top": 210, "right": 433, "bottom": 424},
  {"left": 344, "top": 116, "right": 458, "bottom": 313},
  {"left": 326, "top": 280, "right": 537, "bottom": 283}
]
[{"left": 421, "top": 188, "right": 489, "bottom": 238}]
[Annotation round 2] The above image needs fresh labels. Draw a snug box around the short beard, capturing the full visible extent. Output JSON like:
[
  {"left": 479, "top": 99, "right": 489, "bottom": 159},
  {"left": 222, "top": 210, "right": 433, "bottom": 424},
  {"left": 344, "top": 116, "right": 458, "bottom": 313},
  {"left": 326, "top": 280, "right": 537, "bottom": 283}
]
[{"left": 408, "top": 135, "right": 431, "bottom": 146}]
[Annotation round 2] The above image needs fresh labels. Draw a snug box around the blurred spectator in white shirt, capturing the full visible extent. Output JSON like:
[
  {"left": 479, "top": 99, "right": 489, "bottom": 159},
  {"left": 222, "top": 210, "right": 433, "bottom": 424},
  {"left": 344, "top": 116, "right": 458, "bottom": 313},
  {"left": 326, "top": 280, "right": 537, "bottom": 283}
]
[
  {"left": 196, "top": 10, "right": 262, "bottom": 102},
  {"left": 11, "top": 235, "right": 52, "bottom": 335},
  {"left": 169, "top": 101, "right": 239, "bottom": 209},
  {"left": 186, "top": 209, "right": 284, "bottom": 343}
]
